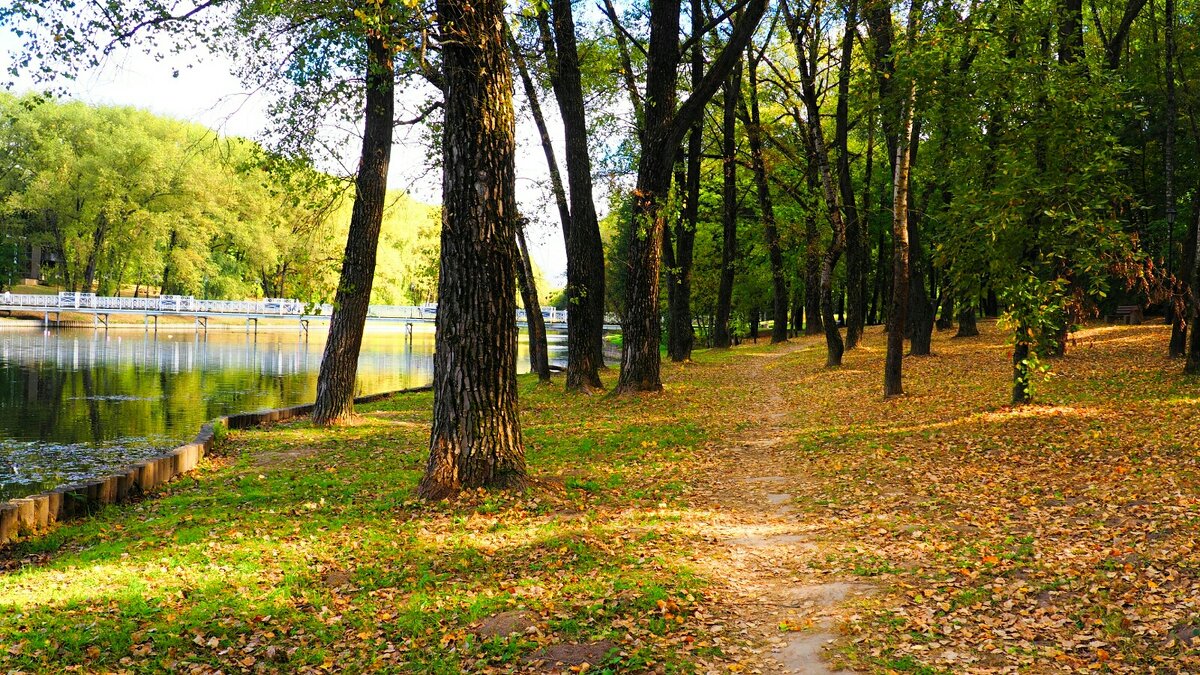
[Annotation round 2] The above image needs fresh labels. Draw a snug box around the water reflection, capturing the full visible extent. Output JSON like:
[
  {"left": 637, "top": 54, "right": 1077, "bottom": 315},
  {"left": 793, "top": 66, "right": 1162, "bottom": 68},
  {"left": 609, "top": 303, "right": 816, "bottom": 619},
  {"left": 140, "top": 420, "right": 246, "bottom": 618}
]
[{"left": 0, "top": 326, "right": 564, "bottom": 500}]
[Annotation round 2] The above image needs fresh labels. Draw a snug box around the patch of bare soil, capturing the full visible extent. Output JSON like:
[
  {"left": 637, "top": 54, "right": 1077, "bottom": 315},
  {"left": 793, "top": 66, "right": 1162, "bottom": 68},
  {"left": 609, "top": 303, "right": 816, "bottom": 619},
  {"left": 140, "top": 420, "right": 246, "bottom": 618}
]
[
  {"left": 474, "top": 610, "right": 539, "bottom": 639},
  {"left": 523, "top": 639, "right": 617, "bottom": 671}
]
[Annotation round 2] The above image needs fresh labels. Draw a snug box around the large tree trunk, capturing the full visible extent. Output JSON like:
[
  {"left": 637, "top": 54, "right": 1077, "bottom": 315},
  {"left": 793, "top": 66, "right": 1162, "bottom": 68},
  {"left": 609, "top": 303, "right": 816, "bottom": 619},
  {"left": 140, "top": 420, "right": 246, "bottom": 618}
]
[
  {"left": 617, "top": 0, "right": 766, "bottom": 392},
  {"left": 311, "top": 28, "right": 395, "bottom": 426},
  {"left": 547, "top": 0, "right": 607, "bottom": 392},
  {"left": 516, "top": 220, "right": 550, "bottom": 382},
  {"left": 420, "top": 0, "right": 527, "bottom": 499},
  {"left": 884, "top": 85, "right": 915, "bottom": 397},
  {"left": 714, "top": 64, "right": 741, "bottom": 349},
  {"left": 744, "top": 48, "right": 788, "bottom": 344}
]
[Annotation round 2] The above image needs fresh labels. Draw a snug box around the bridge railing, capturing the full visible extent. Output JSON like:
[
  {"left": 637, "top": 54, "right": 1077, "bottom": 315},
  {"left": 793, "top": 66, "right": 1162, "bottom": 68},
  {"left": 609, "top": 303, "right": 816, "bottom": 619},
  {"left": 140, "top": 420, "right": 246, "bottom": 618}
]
[{"left": 0, "top": 293, "right": 572, "bottom": 323}]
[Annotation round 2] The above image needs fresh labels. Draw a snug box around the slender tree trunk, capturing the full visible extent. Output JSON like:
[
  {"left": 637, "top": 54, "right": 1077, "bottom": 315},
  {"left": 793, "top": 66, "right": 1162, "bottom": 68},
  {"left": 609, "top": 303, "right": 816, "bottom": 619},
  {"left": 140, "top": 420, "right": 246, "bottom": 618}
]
[
  {"left": 791, "top": 285, "right": 803, "bottom": 336},
  {"left": 1013, "top": 329, "right": 1032, "bottom": 403},
  {"left": 311, "top": 27, "right": 395, "bottom": 426},
  {"left": 83, "top": 212, "right": 107, "bottom": 292},
  {"left": 516, "top": 220, "right": 550, "bottom": 382},
  {"left": 547, "top": 0, "right": 606, "bottom": 392},
  {"left": 1187, "top": 179, "right": 1200, "bottom": 370},
  {"left": 906, "top": 123, "right": 934, "bottom": 355},
  {"left": 1172, "top": 193, "right": 1198, "bottom": 355},
  {"left": 804, "top": 163, "right": 823, "bottom": 336},
  {"left": 617, "top": 0, "right": 766, "bottom": 393},
  {"left": 602, "top": 0, "right": 645, "bottom": 124},
  {"left": 863, "top": 103, "right": 880, "bottom": 326},
  {"left": 666, "top": 0, "right": 705, "bottom": 361},
  {"left": 837, "top": 0, "right": 865, "bottom": 350},
  {"left": 714, "top": 64, "right": 740, "bottom": 349},
  {"left": 420, "top": 0, "right": 527, "bottom": 499},
  {"left": 788, "top": 3, "right": 845, "bottom": 365},
  {"left": 744, "top": 48, "right": 788, "bottom": 344},
  {"left": 509, "top": 30, "right": 571, "bottom": 239},
  {"left": 1165, "top": 0, "right": 1184, "bottom": 356},
  {"left": 160, "top": 230, "right": 176, "bottom": 296},
  {"left": 936, "top": 290, "right": 954, "bottom": 330},
  {"left": 884, "top": 85, "right": 915, "bottom": 397},
  {"left": 510, "top": 28, "right": 566, "bottom": 382},
  {"left": 870, "top": 224, "right": 886, "bottom": 326},
  {"left": 749, "top": 306, "right": 760, "bottom": 341}
]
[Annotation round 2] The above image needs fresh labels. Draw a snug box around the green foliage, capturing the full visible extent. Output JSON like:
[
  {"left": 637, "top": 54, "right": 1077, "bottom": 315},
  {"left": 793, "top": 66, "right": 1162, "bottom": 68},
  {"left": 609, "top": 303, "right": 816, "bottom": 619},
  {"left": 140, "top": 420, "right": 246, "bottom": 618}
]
[{"left": 0, "top": 94, "right": 440, "bottom": 303}]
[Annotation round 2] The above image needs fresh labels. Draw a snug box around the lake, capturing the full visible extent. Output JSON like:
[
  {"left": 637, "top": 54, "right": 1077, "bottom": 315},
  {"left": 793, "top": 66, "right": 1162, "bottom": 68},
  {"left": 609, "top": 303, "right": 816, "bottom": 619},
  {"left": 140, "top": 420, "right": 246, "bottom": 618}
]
[{"left": 0, "top": 324, "right": 565, "bottom": 501}]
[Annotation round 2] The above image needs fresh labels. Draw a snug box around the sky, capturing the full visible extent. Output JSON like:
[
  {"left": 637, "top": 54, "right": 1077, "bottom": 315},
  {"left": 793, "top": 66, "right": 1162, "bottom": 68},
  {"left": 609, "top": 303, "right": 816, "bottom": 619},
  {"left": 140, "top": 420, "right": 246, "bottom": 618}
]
[{"left": 0, "top": 33, "right": 573, "bottom": 288}]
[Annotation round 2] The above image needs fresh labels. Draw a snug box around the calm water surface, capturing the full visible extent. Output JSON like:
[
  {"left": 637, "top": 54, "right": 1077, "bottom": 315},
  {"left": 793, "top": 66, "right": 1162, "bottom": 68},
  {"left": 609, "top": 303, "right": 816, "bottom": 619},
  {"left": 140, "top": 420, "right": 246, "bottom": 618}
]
[{"left": 0, "top": 325, "right": 564, "bottom": 500}]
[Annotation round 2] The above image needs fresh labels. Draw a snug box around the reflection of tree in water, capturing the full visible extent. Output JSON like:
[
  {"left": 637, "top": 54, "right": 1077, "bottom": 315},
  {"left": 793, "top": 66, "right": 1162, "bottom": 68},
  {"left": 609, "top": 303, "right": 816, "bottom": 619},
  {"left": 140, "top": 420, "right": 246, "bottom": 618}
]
[
  {"left": 81, "top": 368, "right": 103, "bottom": 444},
  {"left": 0, "top": 327, "right": 556, "bottom": 500}
]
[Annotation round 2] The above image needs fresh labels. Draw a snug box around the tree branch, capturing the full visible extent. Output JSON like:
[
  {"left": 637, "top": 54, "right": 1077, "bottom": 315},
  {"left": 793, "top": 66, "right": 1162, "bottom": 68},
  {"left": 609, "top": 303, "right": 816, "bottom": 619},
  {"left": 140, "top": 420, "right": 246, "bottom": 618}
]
[{"left": 668, "top": 0, "right": 768, "bottom": 155}]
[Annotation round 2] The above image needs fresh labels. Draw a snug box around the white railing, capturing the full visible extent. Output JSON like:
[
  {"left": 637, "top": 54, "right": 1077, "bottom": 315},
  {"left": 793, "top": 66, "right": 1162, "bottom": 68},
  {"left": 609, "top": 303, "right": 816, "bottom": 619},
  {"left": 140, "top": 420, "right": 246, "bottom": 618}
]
[
  {"left": 0, "top": 292, "right": 305, "bottom": 316},
  {"left": 0, "top": 292, "right": 569, "bottom": 322}
]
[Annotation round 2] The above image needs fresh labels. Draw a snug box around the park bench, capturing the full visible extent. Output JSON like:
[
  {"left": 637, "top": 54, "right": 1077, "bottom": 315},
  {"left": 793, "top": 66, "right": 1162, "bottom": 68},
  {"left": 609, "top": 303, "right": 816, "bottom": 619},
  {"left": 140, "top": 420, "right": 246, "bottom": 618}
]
[{"left": 1112, "top": 305, "right": 1143, "bottom": 325}]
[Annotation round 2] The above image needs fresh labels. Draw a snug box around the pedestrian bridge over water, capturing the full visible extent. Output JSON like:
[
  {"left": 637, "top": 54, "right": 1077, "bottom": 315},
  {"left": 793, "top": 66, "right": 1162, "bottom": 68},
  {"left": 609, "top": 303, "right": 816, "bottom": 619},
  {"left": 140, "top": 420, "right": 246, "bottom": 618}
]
[{"left": 0, "top": 292, "right": 573, "bottom": 335}]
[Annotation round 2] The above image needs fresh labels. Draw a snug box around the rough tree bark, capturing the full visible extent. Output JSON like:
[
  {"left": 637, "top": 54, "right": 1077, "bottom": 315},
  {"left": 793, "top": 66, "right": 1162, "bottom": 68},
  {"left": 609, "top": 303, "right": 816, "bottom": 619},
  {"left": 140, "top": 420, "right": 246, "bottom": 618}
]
[
  {"left": 617, "top": 0, "right": 767, "bottom": 393},
  {"left": 546, "top": 0, "right": 607, "bottom": 391},
  {"left": 714, "top": 64, "right": 741, "bottom": 349},
  {"left": 744, "top": 45, "right": 789, "bottom": 344},
  {"left": 419, "top": 0, "right": 527, "bottom": 499},
  {"left": 516, "top": 219, "right": 551, "bottom": 382},
  {"left": 312, "top": 26, "right": 395, "bottom": 426}
]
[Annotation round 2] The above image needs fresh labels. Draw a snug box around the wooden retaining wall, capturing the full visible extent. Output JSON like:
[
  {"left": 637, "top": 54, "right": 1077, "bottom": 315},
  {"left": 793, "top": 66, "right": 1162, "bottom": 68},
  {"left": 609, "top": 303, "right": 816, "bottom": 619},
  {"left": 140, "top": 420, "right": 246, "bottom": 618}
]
[{"left": 0, "top": 386, "right": 432, "bottom": 548}]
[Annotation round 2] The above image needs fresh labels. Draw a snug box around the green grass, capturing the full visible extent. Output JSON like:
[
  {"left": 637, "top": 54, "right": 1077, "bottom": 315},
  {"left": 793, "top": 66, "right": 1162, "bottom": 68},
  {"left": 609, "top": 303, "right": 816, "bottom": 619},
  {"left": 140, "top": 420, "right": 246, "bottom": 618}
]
[{"left": 0, "top": 379, "right": 719, "bottom": 673}]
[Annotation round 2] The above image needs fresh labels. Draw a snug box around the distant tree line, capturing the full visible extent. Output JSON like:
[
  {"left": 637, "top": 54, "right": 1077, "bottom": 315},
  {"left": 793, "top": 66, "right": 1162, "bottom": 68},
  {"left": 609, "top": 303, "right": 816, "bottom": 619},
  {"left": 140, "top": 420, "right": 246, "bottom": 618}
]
[{"left": 0, "top": 94, "right": 443, "bottom": 305}]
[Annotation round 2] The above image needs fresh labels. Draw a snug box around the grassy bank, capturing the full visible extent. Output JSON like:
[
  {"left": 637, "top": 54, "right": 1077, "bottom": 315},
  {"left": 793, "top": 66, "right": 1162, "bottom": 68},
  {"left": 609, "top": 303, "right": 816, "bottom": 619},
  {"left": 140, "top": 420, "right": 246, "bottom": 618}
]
[
  {"left": 1, "top": 321, "right": 1199, "bottom": 673},
  {"left": 0, "top": 371, "right": 721, "bottom": 673}
]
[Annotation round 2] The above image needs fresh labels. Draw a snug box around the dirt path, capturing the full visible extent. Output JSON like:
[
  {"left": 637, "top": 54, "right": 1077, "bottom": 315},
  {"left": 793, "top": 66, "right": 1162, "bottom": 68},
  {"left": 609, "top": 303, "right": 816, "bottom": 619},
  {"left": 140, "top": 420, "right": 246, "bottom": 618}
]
[{"left": 688, "top": 339, "right": 873, "bottom": 674}]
